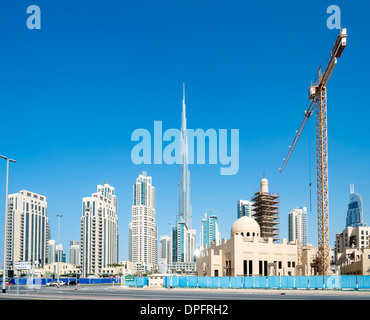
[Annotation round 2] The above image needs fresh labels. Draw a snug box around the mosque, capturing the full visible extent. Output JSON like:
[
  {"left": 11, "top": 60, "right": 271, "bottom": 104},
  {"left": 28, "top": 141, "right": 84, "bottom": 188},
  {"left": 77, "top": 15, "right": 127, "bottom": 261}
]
[{"left": 196, "top": 176, "right": 316, "bottom": 277}]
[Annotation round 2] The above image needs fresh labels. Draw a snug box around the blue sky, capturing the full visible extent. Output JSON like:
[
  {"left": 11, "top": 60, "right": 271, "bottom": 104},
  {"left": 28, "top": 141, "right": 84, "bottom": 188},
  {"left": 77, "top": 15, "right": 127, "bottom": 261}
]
[{"left": 0, "top": 0, "right": 369, "bottom": 262}]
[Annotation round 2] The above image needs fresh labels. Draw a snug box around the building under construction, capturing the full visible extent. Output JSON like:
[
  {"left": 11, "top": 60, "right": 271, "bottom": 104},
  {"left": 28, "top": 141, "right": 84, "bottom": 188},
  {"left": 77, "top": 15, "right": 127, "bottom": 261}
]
[{"left": 252, "top": 175, "right": 280, "bottom": 243}]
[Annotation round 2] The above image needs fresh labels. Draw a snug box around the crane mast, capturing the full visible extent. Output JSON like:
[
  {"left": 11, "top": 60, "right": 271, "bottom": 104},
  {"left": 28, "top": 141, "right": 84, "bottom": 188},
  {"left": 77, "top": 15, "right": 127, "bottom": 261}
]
[{"left": 280, "top": 28, "right": 347, "bottom": 275}]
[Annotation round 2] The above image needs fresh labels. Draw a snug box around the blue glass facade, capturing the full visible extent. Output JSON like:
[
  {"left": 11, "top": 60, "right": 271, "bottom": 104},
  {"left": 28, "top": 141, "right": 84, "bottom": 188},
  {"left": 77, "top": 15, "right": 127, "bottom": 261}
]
[{"left": 346, "top": 191, "right": 366, "bottom": 228}]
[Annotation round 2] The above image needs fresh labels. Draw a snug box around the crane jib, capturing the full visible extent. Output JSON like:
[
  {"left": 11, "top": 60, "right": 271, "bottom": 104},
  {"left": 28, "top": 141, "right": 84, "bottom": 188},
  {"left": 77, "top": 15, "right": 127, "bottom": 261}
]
[{"left": 279, "top": 28, "right": 347, "bottom": 173}]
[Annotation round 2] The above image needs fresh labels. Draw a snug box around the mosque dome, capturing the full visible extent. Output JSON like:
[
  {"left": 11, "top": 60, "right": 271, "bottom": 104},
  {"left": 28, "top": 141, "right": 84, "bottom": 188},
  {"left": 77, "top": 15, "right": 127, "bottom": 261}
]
[{"left": 231, "top": 216, "right": 260, "bottom": 236}]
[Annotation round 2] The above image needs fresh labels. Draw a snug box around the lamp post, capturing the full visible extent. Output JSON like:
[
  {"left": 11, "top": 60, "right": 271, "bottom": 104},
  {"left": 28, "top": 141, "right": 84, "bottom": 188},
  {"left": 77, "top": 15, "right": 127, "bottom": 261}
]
[
  {"left": 1, "top": 155, "right": 16, "bottom": 294},
  {"left": 56, "top": 214, "right": 63, "bottom": 283}
]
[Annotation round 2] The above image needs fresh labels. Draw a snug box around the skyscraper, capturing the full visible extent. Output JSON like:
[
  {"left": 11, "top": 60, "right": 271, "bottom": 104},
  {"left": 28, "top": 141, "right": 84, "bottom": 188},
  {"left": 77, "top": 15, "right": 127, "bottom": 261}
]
[
  {"left": 200, "top": 209, "right": 221, "bottom": 248},
  {"left": 6, "top": 190, "right": 49, "bottom": 270},
  {"left": 346, "top": 184, "right": 366, "bottom": 228},
  {"left": 178, "top": 83, "right": 192, "bottom": 229},
  {"left": 237, "top": 200, "right": 254, "bottom": 219},
  {"left": 158, "top": 235, "right": 171, "bottom": 273},
  {"left": 80, "top": 182, "right": 118, "bottom": 276},
  {"left": 69, "top": 240, "right": 81, "bottom": 266},
  {"left": 288, "top": 207, "right": 308, "bottom": 247},
  {"left": 130, "top": 171, "right": 158, "bottom": 273},
  {"left": 171, "top": 84, "right": 196, "bottom": 270},
  {"left": 47, "top": 239, "right": 56, "bottom": 264}
]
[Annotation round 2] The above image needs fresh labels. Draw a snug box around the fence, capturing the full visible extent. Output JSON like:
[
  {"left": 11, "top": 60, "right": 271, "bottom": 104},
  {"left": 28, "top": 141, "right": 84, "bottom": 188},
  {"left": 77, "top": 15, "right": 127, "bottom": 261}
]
[
  {"left": 163, "top": 275, "right": 370, "bottom": 291},
  {"left": 5, "top": 275, "right": 370, "bottom": 290}
]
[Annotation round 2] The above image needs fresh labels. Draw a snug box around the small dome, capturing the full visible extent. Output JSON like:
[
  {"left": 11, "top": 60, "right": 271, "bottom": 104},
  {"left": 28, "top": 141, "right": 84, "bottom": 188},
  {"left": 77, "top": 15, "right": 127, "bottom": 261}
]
[{"left": 231, "top": 216, "right": 260, "bottom": 236}]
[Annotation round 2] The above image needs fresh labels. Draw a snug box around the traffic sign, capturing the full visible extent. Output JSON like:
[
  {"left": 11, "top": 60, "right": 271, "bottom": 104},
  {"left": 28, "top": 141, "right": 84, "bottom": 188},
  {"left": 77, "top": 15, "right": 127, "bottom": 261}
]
[
  {"left": 14, "top": 261, "right": 31, "bottom": 270},
  {"left": 125, "top": 275, "right": 134, "bottom": 281}
]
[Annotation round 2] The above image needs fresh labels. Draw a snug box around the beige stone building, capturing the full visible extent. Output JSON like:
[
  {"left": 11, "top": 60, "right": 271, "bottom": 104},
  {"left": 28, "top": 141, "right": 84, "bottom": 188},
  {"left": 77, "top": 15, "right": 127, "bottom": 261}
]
[
  {"left": 337, "top": 248, "right": 370, "bottom": 275},
  {"left": 100, "top": 261, "right": 135, "bottom": 276},
  {"left": 196, "top": 216, "right": 315, "bottom": 277},
  {"left": 41, "top": 262, "right": 81, "bottom": 276}
]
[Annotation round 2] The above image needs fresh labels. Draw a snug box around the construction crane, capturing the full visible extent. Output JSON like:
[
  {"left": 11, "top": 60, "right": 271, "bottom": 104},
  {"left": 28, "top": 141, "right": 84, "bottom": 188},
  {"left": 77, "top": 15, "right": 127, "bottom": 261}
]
[{"left": 279, "top": 28, "right": 347, "bottom": 275}]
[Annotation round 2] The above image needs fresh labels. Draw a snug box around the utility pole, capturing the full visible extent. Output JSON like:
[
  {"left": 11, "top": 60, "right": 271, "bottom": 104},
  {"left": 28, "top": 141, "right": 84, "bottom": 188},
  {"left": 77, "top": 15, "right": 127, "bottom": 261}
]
[
  {"left": 56, "top": 214, "right": 63, "bottom": 283},
  {"left": 1, "top": 155, "right": 16, "bottom": 293}
]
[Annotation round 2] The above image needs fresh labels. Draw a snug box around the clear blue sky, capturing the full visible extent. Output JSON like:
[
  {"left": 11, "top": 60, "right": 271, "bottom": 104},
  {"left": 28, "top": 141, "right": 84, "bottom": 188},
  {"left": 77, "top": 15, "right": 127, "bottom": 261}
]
[{"left": 0, "top": 0, "right": 369, "bottom": 262}]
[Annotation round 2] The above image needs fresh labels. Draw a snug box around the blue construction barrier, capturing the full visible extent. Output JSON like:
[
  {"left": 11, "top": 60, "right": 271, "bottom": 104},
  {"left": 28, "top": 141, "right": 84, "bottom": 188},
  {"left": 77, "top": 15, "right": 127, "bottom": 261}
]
[{"left": 163, "top": 275, "right": 370, "bottom": 290}]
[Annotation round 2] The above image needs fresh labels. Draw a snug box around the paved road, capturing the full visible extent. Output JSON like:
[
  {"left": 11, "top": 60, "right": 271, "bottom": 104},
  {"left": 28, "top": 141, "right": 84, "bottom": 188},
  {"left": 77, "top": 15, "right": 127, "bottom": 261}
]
[{"left": 1, "top": 284, "right": 370, "bottom": 300}]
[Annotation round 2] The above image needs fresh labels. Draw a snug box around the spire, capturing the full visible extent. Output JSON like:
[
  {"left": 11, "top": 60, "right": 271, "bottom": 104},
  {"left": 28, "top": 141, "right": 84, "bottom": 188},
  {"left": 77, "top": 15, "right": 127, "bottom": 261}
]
[
  {"left": 181, "top": 82, "right": 187, "bottom": 133},
  {"left": 350, "top": 183, "right": 354, "bottom": 194}
]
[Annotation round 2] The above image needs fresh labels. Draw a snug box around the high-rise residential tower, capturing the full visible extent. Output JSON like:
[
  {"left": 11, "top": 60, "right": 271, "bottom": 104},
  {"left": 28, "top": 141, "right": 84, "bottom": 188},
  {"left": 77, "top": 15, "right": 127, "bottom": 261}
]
[
  {"left": 130, "top": 171, "right": 158, "bottom": 273},
  {"left": 6, "top": 190, "right": 49, "bottom": 270},
  {"left": 158, "top": 235, "right": 171, "bottom": 273},
  {"left": 47, "top": 239, "right": 56, "bottom": 264},
  {"left": 80, "top": 182, "right": 118, "bottom": 276},
  {"left": 200, "top": 209, "right": 221, "bottom": 248},
  {"left": 69, "top": 240, "right": 81, "bottom": 266},
  {"left": 288, "top": 207, "right": 308, "bottom": 247}
]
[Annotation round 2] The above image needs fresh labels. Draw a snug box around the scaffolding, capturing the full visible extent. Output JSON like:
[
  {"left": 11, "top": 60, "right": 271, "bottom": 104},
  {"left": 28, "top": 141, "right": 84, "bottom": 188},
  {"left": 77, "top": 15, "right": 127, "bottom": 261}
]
[{"left": 251, "top": 191, "right": 280, "bottom": 243}]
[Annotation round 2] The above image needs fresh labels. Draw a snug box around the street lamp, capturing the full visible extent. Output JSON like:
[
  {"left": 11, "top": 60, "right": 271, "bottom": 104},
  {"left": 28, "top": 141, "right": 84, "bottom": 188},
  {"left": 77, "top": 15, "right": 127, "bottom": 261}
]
[
  {"left": 1, "top": 155, "right": 16, "bottom": 294},
  {"left": 56, "top": 214, "right": 63, "bottom": 283},
  {"left": 168, "top": 222, "right": 173, "bottom": 289}
]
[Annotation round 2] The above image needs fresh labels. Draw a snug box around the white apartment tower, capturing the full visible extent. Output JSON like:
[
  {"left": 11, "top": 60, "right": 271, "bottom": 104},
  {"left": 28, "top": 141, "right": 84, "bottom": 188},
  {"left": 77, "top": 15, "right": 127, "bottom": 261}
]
[
  {"left": 6, "top": 190, "right": 49, "bottom": 270},
  {"left": 130, "top": 171, "right": 158, "bottom": 272},
  {"left": 288, "top": 207, "right": 308, "bottom": 247},
  {"left": 47, "top": 239, "right": 56, "bottom": 264},
  {"left": 69, "top": 241, "right": 81, "bottom": 266},
  {"left": 80, "top": 182, "right": 118, "bottom": 276}
]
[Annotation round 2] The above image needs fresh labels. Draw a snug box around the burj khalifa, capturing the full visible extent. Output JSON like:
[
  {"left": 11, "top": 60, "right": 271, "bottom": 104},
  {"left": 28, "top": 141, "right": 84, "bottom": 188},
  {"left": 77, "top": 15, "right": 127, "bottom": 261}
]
[{"left": 178, "top": 82, "right": 192, "bottom": 229}]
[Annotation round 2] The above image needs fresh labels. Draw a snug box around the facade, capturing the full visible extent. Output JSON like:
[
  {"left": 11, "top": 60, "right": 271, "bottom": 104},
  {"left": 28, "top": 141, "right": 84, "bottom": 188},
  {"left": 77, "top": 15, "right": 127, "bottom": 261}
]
[
  {"left": 196, "top": 216, "right": 304, "bottom": 277},
  {"left": 130, "top": 171, "right": 158, "bottom": 273},
  {"left": 337, "top": 248, "right": 370, "bottom": 275},
  {"left": 335, "top": 226, "right": 370, "bottom": 260},
  {"left": 237, "top": 200, "right": 254, "bottom": 219},
  {"left": 200, "top": 209, "right": 221, "bottom": 248},
  {"left": 251, "top": 175, "right": 280, "bottom": 243},
  {"left": 346, "top": 184, "right": 366, "bottom": 228},
  {"left": 80, "top": 182, "right": 118, "bottom": 276},
  {"left": 100, "top": 261, "right": 135, "bottom": 276},
  {"left": 6, "top": 190, "right": 49, "bottom": 270},
  {"left": 288, "top": 207, "right": 308, "bottom": 247},
  {"left": 42, "top": 262, "right": 81, "bottom": 277}
]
